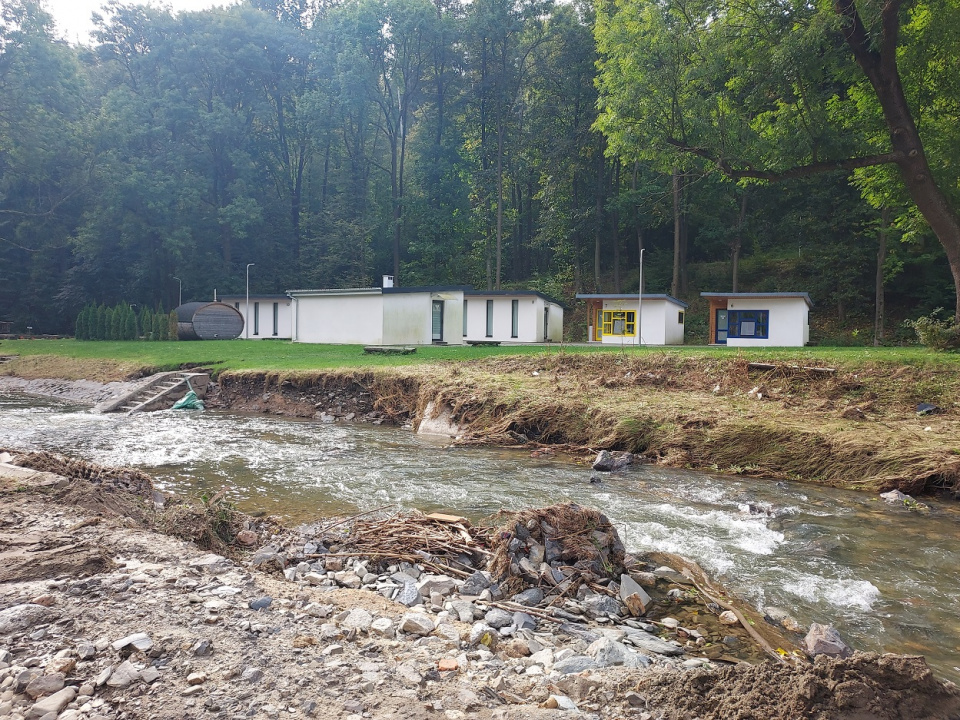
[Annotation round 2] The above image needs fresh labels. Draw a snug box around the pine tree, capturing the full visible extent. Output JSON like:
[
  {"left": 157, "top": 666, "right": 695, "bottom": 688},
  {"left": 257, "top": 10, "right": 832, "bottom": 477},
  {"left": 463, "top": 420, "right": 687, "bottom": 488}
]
[
  {"left": 96, "top": 305, "right": 107, "bottom": 340},
  {"left": 124, "top": 304, "right": 137, "bottom": 339}
]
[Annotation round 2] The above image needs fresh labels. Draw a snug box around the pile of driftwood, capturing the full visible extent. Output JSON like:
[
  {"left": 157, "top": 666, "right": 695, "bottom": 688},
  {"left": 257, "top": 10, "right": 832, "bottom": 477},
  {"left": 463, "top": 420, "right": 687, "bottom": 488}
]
[
  {"left": 323, "top": 503, "right": 628, "bottom": 603},
  {"left": 324, "top": 509, "right": 495, "bottom": 578}
]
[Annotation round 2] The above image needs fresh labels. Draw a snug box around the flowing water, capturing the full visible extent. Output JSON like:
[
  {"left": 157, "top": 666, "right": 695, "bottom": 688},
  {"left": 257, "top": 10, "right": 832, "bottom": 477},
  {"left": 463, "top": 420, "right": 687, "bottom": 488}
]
[{"left": 3, "top": 392, "right": 960, "bottom": 683}]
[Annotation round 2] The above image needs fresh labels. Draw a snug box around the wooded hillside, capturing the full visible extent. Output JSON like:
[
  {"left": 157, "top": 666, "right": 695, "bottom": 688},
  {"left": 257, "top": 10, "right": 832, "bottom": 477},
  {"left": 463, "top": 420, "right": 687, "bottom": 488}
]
[{"left": 0, "top": 0, "right": 955, "bottom": 338}]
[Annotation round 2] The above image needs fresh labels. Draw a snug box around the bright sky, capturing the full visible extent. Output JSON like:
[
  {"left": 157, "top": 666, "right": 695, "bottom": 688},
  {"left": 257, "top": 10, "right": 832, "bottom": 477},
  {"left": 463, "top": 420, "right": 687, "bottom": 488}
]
[{"left": 43, "top": 0, "right": 239, "bottom": 44}]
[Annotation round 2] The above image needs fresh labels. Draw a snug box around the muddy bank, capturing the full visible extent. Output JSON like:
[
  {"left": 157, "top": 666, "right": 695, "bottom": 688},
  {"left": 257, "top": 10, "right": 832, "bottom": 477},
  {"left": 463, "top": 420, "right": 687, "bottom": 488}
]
[
  {"left": 0, "top": 376, "right": 139, "bottom": 406},
  {"left": 2, "top": 452, "right": 960, "bottom": 720},
  {"left": 5, "top": 351, "right": 960, "bottom": 496},
  {"left": 211, "top": 354, "right": 960, "bottom": 497}
]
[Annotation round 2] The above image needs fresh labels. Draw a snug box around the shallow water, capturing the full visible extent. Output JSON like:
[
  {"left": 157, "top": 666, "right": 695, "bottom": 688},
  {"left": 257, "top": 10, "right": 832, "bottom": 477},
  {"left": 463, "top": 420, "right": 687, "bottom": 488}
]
[{"left": 3, "top": 392, "right": 960, "bottom": 683}]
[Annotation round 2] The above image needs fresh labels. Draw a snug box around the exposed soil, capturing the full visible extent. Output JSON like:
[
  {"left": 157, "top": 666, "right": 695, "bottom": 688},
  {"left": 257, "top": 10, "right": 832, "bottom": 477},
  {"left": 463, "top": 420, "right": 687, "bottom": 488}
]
[
  {"left": 2, "top": 452, "right": 959, "bottom": 720},
  {"left": 209, "top": 354, "right": 960, "bottom": 497},
  {"left": 634, "top": 652, "right": 960, "bottom": 720}
]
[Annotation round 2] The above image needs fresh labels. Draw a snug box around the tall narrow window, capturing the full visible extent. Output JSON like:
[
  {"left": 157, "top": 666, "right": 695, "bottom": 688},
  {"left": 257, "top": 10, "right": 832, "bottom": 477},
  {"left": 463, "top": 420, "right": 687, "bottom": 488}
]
[
  {"left": 234, "top": 302, "right": 239, "bottom": 310},
  {"left": 463, "top": 300, "right": 468, "bottom": 337},
  {"left": 485, "top": 300, "right": 493, "bottom": 337},
  {"left": 511, "top": 300, "right": 519, "bottom": 338},
  {"left": 253, "top": 302, "right": 259, "bottom": 336},
  {"left": 272, "top": 302, "right": 279, "bottom": 336}
]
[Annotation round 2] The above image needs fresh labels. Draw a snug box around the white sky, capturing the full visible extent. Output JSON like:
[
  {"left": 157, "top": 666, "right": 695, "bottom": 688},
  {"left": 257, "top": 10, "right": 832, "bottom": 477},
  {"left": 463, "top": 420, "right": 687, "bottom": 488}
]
[{"left": 43, "top": 0, "right": 239, "bottom": 45}]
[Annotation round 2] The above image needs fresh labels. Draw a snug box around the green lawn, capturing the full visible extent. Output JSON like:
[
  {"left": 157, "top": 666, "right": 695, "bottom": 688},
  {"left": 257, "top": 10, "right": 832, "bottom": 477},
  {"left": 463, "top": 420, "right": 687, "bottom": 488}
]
[{"left": 1, "top": 338, "right": 957, "bottom": 374}]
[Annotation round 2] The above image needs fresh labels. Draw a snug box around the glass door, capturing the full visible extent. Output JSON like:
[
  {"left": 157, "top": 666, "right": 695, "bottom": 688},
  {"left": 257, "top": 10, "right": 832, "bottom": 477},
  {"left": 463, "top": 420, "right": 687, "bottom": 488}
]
[
  {"left": 431, "top": 300, "right": 444, "bottom": 341},
  {"left": 715, "top": 309, "right": 728, "bottom": 344}
]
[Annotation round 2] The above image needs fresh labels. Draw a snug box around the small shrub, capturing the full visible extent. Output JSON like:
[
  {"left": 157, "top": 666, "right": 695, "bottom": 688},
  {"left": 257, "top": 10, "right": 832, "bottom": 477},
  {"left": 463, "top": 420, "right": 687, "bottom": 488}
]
[{"left": 904, "top": 308, "right": 960, "bottom": 351}]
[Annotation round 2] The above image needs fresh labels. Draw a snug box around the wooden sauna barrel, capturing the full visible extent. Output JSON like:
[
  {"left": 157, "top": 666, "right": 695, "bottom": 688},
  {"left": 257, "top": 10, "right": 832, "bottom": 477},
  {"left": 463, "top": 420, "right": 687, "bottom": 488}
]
[{"left": 175, "top": 302, "right": 244, "bottom": 340}]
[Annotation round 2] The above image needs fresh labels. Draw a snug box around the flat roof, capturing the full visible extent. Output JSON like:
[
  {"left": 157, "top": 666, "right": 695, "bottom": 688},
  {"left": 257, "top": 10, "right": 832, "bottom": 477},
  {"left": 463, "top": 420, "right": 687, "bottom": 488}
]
[
  {"left": 575, "top": 293, "right": 689, "bottom": 309},
  {"left": 701, "top": 292, "right": 813, "bottom": 308},
  {"left": 466, "top": 289, "right": 565, "bottom": 307},
  {"left": 383, "top": 285, "right": 471, "bottom": 294},
  {"left": 286, "top": 288, "right": 382, "bottom": 296},
  {"left": 219, "top": 294, "right": 290, "bottom": 300}
]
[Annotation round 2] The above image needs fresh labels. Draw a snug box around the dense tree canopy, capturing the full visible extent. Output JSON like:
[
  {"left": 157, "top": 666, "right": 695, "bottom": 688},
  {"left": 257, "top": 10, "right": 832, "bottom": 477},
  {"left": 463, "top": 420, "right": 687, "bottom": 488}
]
[{"left": 0, "top": 0, "right": 956, "bottom": 336}]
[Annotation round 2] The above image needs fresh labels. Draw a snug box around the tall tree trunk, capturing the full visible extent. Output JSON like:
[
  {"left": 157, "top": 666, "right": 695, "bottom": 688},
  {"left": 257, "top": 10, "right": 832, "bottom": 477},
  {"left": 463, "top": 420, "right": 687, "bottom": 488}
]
[
  {"left": 633, "top": 162, "right": 644, "bottom": 293},
  {"left": 495, "top": 124, "right": 504, "bottom": 290},
  {"left": 594, "top": 153, "right": 604, "bottom": 292},
  {"left": 671, "top": 166, "right": 680, "bottom": 297},
  {"left": 613, "top": 162, "right": 621, "bottom": 293},
  {"left": 732, "top": 191, "right": 747, "bottom": 292},
  {"left": 875, "top": 206, "right": 889, "bottom": 346},
  {"left": 837, "top": 0, "right": 960, "bottom": 320}
]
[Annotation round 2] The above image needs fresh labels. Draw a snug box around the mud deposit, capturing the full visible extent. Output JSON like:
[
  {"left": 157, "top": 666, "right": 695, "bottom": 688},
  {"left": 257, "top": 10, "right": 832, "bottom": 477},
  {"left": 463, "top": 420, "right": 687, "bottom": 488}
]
[
  {"left": 1, "top": 452, "right": 959, "bottom": 719},
  {"left": 636, "top": 653, "right": 960, "bottom": 719}
]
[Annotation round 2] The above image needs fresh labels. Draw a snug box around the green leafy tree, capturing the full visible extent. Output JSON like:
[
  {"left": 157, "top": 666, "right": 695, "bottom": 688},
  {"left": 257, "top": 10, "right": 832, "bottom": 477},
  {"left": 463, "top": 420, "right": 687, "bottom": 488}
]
[{"left": 595, "top": 0, "right": 960, "bottom": 319}]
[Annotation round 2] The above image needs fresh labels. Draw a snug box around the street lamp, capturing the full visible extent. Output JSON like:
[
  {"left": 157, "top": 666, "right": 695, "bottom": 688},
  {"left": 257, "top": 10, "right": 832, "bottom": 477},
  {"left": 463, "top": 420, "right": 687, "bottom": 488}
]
[
  {"left": 173, "top": 276, "right": 182, "bottom": 307},
  {"left": 245, "top": 263, "right": 255, "bottom": 339}
]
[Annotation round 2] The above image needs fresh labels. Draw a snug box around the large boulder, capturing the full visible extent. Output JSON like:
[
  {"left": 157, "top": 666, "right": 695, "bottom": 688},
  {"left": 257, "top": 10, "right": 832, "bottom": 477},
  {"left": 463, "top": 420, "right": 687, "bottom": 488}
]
[
  {"left": 803, "top": 623, "right": 853, "bottom": 658},
  {"left": 592, "top": 450, "right": 636, "bottom": 472}
]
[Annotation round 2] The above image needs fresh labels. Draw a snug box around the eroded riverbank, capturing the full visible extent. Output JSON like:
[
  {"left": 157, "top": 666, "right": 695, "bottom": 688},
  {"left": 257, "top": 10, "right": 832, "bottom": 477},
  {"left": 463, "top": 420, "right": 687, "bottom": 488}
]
[{"left": 2, "top": 451, "right": 960, "bottom": 720}]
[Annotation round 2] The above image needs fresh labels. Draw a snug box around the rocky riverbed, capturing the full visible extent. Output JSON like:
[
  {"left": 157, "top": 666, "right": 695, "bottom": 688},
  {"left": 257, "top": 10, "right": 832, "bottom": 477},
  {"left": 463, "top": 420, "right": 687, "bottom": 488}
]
[{"left": 2, "top": 451, "right": 960, "bottom": 720}]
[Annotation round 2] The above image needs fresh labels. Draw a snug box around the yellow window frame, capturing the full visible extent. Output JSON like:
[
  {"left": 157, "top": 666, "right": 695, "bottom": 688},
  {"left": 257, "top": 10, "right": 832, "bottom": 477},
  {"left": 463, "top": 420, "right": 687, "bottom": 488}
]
[{"left": 602, "top": 310, "right": 636, "bottom": 336}]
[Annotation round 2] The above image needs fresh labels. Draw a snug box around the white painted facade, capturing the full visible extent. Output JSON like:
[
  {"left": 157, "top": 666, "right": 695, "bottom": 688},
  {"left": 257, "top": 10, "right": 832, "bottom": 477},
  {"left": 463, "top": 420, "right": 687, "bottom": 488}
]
[
  {"left": 577, "top": 294, "right": 687, "bottom": 346},
  {"left": 220, "top": 295, "right": 293, "bottom": 339},
  {"left": 463, "top": 293, "right": 564, "bottom": 343},
  {"left": 722, "top": 296, "right": 809, "bottom": 347},
  {"left": 288, "top": 287, "right": 467, "bottom": 345}
]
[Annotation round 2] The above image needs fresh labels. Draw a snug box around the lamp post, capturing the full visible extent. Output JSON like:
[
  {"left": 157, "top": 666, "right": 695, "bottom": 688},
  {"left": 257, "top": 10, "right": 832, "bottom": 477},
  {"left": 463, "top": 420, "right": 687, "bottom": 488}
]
[
  {"left": 637, "top": 249, "right": 644, "bottom": 348},
  {"left": 245, "top": 263, "right": 255, "bottom": 339},
  {"left": 173, "top": 276, "right": 182, "bottom": 307}
]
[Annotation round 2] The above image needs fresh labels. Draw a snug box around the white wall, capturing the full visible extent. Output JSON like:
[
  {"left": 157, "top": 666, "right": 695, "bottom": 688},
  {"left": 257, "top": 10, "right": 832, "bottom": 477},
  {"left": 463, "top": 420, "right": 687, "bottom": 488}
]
[
  {"left": 225, "top": 297, "right": 293, "bottom": 339},
  {"left": 546, "top": 303, "right": 564, "bottom": 342},
  {"left": 464, "top": 295, "right": 556, "bottom": 343},
  {"left": 382, "top": 292, "right": 431, "bottom": 345},
  {"left": 596, "top": 299, "right": 685, "bottom": 346},
  {"left": 725, "top": 297, "right": 808, "bottom": 347},
  {"left": 293, "top": 293, "right": 383, "bottom": 344}
]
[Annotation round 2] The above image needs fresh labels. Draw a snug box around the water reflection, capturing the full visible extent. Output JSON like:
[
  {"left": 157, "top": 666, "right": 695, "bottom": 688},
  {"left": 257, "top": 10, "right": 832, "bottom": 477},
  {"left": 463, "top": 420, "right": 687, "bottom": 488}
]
[{"left": 2, "top": 392, "right": 960, "bottom": 683}]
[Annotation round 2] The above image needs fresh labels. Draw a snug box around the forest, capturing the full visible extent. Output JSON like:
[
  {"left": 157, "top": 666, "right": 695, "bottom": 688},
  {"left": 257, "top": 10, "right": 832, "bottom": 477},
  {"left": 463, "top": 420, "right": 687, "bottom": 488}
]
[{"left": 1, "top": 0, "right": 958, "bottom": 342}]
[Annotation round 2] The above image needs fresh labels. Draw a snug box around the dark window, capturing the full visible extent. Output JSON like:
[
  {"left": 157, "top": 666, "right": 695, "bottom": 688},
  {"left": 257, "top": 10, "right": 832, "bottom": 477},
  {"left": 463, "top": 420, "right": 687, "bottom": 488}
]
[
  {"left": 678, "top": 311, "right": 685, "bottom": 324},
  {"left": 463, "top": 300, "right": 468, "bottom": 336},
  {"left": 728, "top": 310, "right": 769, "bottom": 339},
  {"left": 253, "top": 302, "right": 259, "bottom": 336},
  {"left": 485, "top": 300, "right": 493, "bottom": 337},
  {"left": 511, "top": 300, "right": 519, "bottom": 338},
  {"left": 272, "top": 302, "right": 279, "bottom": 336}
]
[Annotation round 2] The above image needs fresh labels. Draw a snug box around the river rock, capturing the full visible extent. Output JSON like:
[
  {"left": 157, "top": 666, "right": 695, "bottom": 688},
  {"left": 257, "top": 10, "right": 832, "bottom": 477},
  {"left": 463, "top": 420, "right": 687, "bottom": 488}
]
[
  {"left": 399, "top": 613, "right": 434, "bottom": 636},
  {"left": 623, "top": 630, "right": 684, "bottom": 656},
  {"left": 188, "top": 553, "right": 231, "bottom": 574},
  {"left": 0, "top": 604, "right": 54, "bottom": 635},
  {"left": 417, "top": 574, "right": 458, "bottom": 597},
  {"left": 484, "top": 609, "right": 513, "bottom": 629},
  {"left": 448, "top": 600, "right": 478, "bottom": 623},
  {"left": 510, "top": 588, "right": 544, "bottom": 607},
  {"left": 582, "top": 592, "right": 620, "bottom": 619},
  {"left": 469, "top": 622, "right": 498, "bottom": 649},
  {"left": 459, "top": 571, "right": 491, "bottom": 596},
  {"left": 718, "top": 611, "right": 739, "bottom": 625},
  {"left": 105, "top": 660, "right": 140, "bottom": 688},
  {"left": 26, "top": 686, "right": 76, "bottom": 719},
  {"left": 513, "top": 611, "right": 537, "bottom": 631},
  {"left": 112, "top": 632, "right": 153, "bottom": 653},
  {"left": 342, "top": 608, "right": 374, "bottom": 633},
  {"left": 803, "top": 623, "right": 852, "bottom": 658},
  {"left": 25, "top": 673, "right": 65, "bottom": 699},
  {"left": 764, "top": 606, "right": 804, "bottom": 633},
  {"left": 552, "top": 655, "right": 598, "bottom": 674},
  {"left": 592, "top": 450, "right": 635, "bottom": 472},
  {"left": 586, "top": 637, "right": 649, "bottom": 668}
]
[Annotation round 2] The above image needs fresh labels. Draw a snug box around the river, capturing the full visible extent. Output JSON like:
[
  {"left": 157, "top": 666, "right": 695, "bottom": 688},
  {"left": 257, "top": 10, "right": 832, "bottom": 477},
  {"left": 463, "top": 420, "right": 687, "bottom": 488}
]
[{"left": 2, "top": 392, "right": 959, "bottom": 683}]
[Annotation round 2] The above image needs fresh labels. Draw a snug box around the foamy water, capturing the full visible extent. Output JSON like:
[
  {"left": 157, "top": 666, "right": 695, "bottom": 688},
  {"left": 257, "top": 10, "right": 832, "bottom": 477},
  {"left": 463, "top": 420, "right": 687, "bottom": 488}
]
[{"left": 2, "top": 392, "right": 959, "bottom": 682}]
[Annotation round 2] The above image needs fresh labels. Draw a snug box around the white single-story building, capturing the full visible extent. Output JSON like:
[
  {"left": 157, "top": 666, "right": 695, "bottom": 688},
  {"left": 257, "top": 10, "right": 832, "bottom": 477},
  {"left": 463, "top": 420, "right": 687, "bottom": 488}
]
[
  {"left": 576, "top": 294, "right": 687, "bottom": 345},
  {"left": 219, "top": 294, "right": 293, "bottom": 339},
  {"left": 287, "top": 286, "right": 469, "bottom": 345},
  {"left": 701, "top": 292, "right": 812, "bottom": 346},
  {"left": 463, "top": 291, "right": 564, "bottom": 344}
]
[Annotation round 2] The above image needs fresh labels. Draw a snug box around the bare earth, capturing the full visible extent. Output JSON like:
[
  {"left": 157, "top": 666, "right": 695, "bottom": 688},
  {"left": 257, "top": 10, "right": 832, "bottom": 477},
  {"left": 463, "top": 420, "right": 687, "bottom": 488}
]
[{"left": 1, "top": 458, "right": 959, "bottom": 720}]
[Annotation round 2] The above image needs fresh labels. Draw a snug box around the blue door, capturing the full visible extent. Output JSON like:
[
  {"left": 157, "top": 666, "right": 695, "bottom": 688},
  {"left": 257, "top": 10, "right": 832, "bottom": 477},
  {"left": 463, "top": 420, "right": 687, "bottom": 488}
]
[{"left": 715, "top": 309, "right": 728, "bottom": 344}]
